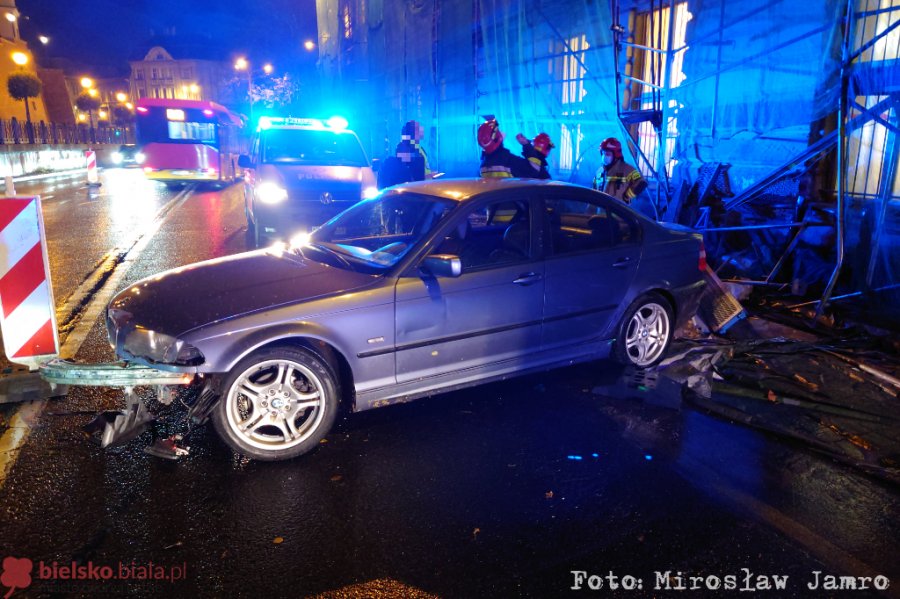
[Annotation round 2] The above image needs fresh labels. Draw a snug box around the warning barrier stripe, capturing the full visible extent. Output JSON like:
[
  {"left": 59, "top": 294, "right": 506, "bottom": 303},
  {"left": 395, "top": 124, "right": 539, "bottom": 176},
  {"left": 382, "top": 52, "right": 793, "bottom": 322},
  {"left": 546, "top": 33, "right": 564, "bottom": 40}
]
[
  {"left": 0, "top": 242, "right": 45, "bottom": 318},
  {"left": 0, "top": 196, "right": 56, "bottom": 360}
]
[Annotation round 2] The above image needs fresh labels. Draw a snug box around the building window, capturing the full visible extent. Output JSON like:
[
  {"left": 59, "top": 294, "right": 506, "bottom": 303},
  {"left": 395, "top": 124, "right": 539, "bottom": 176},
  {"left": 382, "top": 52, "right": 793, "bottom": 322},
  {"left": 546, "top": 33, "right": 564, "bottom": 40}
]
[
  {"left": 341, "top": 0, "right": 353, "bottom": 39},
  {"left": 557, "top": 34, "right": 589, "bottom": 173},
  {"left": 632, "top": 2, "right": 692, "bottom": 176},
  {"left": 135, "top": 70, "right": 145, "bottom": 81},
  {"left": 855, "top": 0, "right": 900, "bottom": 62}
]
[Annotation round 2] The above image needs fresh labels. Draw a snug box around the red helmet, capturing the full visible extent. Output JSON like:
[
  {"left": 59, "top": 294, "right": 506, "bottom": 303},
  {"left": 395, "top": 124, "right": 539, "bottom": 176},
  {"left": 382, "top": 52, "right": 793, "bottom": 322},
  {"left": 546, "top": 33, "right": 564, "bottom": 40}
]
[
  {"left": 599, "top": 137, "right": 623, "bottom": 159},
  {"left": 533, "top": 132, "right": 555, "bottom": 156},
  {"left": 478, "top": 119, "right": 504, "bottom": 154}
]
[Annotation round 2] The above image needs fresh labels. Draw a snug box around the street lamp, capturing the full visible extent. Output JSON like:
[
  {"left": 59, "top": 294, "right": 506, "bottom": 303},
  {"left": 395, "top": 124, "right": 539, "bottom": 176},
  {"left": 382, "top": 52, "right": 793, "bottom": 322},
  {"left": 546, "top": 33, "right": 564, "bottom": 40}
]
[
  {"left": 38, "top": 35, "right": 49, "bottom": 45},
  {"left": 234, "top": 57, "right": 253, "bottom": 122},
  {"left": 304, "top": 40, "right": 315, "bottom": 51},
  {"left": 115, "top": 92, "right": 127, "bottom": 102},
  {"left": 80, "top": 77, "right": 94, "bottom": 89},
  {"left": 263, "top": 63, "right": 273, "bottom": 75},
  {"left": 11, "top": 51, "right": 27, "bottom": 66},
  {"left": 4, "top": 13, "right": 16, "bottom": 22}
]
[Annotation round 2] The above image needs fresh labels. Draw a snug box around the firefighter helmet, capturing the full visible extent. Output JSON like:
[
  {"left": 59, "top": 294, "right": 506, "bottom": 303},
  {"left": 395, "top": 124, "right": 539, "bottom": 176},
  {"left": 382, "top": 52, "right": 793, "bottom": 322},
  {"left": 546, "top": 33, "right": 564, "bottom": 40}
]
[
  {"left": 477, "top": 119, "right": 504, "bottom": 154},
  {"left": 599, "top": 137, "right": 623, "bottom": 159},
  {"left": 533, "top": 132, "right": 555, "bottom": 156}
]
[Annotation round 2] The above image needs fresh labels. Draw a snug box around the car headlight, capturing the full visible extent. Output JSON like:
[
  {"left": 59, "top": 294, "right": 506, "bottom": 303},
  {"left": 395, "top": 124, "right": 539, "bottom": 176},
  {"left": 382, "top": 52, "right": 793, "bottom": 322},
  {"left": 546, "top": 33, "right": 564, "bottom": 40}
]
[
  {"left": 362, "top": 186, "right": 379, "bottom": 200},
  {"left": 123, "top": 326, "right": 205, "bottom": 366},
  {"left": 257, "top": 181, "right": 288, "bottom": 204},
  {"left": 111, "top": 152, "right": 123, "bottom": 164},
  {"left": 134, "top": 152, "right": 145, "bottom": 164}
]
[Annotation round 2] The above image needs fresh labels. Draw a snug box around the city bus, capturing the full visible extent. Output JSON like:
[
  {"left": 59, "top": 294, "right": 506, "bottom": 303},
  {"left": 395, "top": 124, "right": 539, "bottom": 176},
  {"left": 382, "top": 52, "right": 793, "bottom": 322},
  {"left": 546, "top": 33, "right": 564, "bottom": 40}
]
[{"left": 135, "top": 99, "right": 247, "bottom": 186}]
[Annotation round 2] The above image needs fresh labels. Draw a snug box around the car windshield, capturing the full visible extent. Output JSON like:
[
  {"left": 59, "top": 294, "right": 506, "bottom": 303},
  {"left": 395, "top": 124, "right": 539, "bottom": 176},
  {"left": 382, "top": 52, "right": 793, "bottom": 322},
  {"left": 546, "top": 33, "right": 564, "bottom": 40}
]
[
  {"left": 262, "top": 128, "right": 368, "bottom": 166},
  {"left": 299, "top": 192, "right": 456, "bottom": 271}
]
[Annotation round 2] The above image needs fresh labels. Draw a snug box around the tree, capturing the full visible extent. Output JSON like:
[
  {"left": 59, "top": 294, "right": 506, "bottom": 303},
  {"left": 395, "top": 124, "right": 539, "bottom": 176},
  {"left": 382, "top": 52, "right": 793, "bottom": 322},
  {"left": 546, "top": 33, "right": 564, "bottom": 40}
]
[
  {"left": 7, "top": 73, "right": 42, "bottom": 125},
  {"left": 75, "top": 92, "right": 102, "bottom": 141}
]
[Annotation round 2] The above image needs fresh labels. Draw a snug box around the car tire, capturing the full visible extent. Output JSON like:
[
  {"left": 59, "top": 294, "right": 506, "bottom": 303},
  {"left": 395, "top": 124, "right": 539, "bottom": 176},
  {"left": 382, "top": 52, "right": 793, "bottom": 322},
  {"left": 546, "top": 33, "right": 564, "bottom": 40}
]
[
  {"left": 211, "top": 346, "right": 339, "bottom": 461},
  {"left": 612, "top": 292, "right": 673, "bottom": 368}
]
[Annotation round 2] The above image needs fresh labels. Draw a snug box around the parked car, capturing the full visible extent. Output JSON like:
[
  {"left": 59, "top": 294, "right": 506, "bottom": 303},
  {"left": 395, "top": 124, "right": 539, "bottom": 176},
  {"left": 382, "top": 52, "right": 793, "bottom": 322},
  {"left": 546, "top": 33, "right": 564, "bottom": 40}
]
[
  {"left": 106, "top": 178, "right": 706, "bottom": 461},
  {"left": 238, "top": 116, "right": 378, "bottom": 248}
]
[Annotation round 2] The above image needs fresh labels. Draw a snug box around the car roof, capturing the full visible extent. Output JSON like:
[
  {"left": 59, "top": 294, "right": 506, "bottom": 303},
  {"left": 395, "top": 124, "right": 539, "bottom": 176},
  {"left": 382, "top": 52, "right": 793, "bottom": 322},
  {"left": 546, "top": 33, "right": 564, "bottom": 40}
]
[{"left": 385, "top": 178, "right": 588, "bottom": 202}]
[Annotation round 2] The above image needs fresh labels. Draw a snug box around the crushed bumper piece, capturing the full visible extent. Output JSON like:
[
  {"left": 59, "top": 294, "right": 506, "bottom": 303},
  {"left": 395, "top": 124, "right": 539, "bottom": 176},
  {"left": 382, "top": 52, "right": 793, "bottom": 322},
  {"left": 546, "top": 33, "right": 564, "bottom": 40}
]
[{"left": 83, "top": 392, "right": 154, "bottom": 448}]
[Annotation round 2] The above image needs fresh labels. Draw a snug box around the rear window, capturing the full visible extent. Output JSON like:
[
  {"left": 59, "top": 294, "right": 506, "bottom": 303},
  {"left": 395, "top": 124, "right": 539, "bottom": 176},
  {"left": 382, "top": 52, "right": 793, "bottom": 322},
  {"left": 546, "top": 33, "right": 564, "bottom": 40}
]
[{"left": 261, "top": 129, "right": 368, "bottom": 167}]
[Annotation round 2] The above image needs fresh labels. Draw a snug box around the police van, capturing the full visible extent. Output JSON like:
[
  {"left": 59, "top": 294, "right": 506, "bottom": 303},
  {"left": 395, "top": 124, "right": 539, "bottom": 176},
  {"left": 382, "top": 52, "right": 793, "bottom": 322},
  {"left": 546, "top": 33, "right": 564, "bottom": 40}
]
[{"left": 239, "top": 117, "right": 378, "bottom": 247}]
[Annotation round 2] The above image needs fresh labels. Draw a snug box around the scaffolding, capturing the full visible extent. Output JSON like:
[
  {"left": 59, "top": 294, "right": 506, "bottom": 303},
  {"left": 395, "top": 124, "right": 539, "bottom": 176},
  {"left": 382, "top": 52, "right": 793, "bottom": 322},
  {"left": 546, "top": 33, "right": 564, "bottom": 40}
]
[{"left": 610, "top": 0, "right": 900, "bottom": 316}]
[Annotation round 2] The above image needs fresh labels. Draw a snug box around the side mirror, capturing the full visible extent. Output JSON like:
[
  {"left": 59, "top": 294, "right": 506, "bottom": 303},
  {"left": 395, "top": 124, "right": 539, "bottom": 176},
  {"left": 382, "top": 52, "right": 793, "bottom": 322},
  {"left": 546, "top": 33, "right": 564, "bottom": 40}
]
[
  {"left": 371, "top": 157, "right": 381, "bottom": 172},
  {"left": 238, "top": 154, "right": 253, "bottom": 169},
  {"left": 421, "top": 254, "right": 462, "bottom": 278}
]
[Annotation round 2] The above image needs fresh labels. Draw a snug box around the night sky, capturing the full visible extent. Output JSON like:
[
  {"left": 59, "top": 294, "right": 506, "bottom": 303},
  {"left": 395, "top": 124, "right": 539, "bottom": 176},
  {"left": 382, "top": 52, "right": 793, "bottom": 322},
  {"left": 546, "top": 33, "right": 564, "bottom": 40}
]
[{"left": 17, "top": 0, "right": 318, "bottom": 76}]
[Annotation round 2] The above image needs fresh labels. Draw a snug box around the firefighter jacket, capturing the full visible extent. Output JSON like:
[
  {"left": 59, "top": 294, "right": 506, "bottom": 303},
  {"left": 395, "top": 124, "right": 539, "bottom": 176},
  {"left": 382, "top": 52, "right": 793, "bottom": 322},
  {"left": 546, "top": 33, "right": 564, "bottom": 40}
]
[
  {"left": 521, "top": 143, "right": 551, "bottom": 179},
  {"left": 480, "top": 146, "right": 541, "bottom": 179},
  {"left": 592, "top": 159, "right": 647, "bottom": 203}
]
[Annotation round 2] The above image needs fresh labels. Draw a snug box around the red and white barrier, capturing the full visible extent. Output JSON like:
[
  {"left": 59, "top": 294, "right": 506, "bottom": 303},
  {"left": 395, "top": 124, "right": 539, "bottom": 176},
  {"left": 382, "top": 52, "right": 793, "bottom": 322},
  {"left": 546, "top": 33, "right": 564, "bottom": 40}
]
[
  {"left": 0, "top": 196, "right": 59, "bottom": 369},
  {"left": 85, "top": 150, "right": 99, "bottom": 185}
]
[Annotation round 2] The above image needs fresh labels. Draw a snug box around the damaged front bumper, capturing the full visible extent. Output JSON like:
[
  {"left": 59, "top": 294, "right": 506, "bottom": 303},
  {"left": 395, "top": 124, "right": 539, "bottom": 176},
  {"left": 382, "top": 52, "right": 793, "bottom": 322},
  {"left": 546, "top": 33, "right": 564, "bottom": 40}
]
[{"left": 39, "top": 359, "right": 202, "bottom": 454}]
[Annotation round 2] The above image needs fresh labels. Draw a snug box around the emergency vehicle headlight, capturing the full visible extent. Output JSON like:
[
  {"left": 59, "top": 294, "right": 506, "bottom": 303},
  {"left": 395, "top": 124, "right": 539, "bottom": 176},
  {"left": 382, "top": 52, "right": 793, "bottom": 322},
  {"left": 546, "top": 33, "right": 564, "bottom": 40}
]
[
  {"left": 257, "top": 181, "right": 288, "bottom": 204},
  {"left": 362, "top": 186, "right": 379, "bottom": 200},
  {"left": 111, "top": 152, "right": 123, "bottom": 164},
  {"left": 326, "top": 116, "right": 349, "bottom": 130}
]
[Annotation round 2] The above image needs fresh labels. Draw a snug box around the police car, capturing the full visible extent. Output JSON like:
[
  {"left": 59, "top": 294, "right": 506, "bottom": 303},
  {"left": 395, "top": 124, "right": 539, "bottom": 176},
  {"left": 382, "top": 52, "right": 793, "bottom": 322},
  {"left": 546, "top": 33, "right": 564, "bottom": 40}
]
[{"left": 238, "top": 117, "right": 378, "bottom": 247}]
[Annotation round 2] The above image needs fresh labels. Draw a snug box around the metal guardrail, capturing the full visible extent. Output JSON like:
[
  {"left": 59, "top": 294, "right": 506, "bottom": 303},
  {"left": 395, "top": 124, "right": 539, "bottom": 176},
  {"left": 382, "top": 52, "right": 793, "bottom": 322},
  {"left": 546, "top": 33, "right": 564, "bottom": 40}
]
[{"left": 0, "top": 120, "right": 134, "bottom": 145}]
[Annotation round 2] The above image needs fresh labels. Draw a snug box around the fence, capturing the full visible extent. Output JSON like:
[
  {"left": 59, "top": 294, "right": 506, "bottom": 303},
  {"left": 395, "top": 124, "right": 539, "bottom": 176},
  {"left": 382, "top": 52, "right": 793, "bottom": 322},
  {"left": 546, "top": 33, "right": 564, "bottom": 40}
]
[{"left": 0, "top": 119, "right": 134, "bottom": 146}]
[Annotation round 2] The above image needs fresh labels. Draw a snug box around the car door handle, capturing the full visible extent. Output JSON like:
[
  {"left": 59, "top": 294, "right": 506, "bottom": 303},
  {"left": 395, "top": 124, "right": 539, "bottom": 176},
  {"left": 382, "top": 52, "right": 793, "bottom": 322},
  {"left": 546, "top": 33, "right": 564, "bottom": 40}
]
[
  {"left": 513, "top": 272, "right": 542, "bottom": 286},
  {"left": 612, "top": 257, "right": 632, "bottom": 269}
]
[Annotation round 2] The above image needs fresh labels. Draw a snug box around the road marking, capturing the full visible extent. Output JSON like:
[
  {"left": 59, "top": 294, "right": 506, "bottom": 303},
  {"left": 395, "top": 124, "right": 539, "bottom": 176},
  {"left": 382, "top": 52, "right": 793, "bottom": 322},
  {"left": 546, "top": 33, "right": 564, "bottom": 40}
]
[{"left": 0, "top": 185, "right": 196, "bottom": 490}]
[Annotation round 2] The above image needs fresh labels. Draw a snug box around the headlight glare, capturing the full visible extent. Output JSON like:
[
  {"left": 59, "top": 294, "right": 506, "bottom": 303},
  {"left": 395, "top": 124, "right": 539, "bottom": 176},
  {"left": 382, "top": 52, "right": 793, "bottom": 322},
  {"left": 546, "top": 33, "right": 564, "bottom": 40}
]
[{"left": 257, "top": 181, "right": 288, "bottom": 204}]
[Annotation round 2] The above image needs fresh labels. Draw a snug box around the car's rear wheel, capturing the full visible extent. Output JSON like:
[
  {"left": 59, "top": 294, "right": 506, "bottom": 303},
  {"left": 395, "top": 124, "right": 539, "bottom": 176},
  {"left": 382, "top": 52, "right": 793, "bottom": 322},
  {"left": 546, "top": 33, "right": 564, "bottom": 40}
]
[
  {"left": 613, "top": 292, "right": 673, "bottom": 368},
  {"left": 211, "top": 346, "right": 339, "bottom": 461}
]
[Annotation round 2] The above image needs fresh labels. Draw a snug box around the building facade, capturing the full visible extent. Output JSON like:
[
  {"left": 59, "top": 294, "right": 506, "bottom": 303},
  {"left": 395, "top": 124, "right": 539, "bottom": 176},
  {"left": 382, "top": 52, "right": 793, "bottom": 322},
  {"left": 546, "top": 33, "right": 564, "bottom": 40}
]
[
  {"left": 129, "top": 46, "right": 228, "bottom": 104},
  {"left": 0, "top": 0, "right": 49, "bottom": 123}
]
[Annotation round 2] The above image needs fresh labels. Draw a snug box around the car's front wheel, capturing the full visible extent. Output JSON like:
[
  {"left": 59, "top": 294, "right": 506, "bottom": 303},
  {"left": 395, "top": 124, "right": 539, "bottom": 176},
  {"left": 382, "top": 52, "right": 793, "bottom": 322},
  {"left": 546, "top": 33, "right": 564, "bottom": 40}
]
[
  {"left": 211, "top": 346, "right": 339, "bottom": 461},
  {"left": 613, "top": 292, "right": 673, "bottom": 368}
]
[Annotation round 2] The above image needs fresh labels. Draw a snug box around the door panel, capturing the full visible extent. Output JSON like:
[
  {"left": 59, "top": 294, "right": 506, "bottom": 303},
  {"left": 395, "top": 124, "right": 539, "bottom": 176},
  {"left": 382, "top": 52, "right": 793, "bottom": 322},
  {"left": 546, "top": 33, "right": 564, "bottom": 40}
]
[
  {"left": 394, "top": 195, "right": 544, "bottom": 384},
  {"left": 540, "top": 195, "right": 642, "bottom": 350}
]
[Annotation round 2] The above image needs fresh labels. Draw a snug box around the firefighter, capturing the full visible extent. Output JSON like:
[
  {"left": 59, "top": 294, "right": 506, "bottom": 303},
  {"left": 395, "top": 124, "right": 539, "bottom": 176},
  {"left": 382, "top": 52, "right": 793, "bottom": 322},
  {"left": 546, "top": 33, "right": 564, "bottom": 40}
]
[
  {"left": 592, "top": 137, "right": 647, "bottom": 204},
  {"left": 478, "top": 118, "right": 537, "bottom": 179},
  {"left": 395, "top": 120, "right": 432, "bottom": 180},
  {"left": 516, "top": 132, "right": 554, "bottom": 179}
]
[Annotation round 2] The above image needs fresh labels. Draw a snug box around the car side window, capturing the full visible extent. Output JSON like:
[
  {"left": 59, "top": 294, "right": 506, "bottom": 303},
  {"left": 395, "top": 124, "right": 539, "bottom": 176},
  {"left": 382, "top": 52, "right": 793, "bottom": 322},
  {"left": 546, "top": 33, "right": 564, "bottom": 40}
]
[
  {"left": 435, "top": 199, "right": 531, "bottom": 270},
  {"left": 543, "top": 197, "right": 638, "bottom": 255}
]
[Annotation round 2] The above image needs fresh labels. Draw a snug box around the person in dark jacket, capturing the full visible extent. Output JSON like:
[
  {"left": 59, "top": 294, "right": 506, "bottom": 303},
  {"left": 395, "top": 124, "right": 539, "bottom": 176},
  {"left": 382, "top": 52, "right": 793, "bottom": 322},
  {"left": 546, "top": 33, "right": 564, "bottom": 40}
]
[
  {"left": 378, "top": 120, "right": 432, "bottom": 189},
  {"left": 478, "top": 118, "right": 539, "bottom": 179},
  {"left": 515, "top": 132, "right": 554, "bottom": 179},
  {"left": 592, "top": 137, "right": 647, "bottom": 204}
]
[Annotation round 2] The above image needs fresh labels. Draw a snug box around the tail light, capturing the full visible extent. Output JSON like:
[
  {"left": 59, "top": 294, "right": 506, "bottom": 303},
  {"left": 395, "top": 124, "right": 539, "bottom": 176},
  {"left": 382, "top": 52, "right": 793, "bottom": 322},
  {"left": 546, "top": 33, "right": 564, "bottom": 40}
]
[{"left": 698, "top": 239, "right": 707, "bottom": 271}]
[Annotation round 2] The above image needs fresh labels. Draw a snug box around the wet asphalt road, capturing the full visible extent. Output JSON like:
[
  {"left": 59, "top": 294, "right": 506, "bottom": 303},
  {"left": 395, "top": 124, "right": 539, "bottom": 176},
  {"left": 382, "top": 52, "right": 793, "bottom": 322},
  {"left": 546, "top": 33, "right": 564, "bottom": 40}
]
[{"left": 0, "top": 171, "right": 898, "bottom": 598}]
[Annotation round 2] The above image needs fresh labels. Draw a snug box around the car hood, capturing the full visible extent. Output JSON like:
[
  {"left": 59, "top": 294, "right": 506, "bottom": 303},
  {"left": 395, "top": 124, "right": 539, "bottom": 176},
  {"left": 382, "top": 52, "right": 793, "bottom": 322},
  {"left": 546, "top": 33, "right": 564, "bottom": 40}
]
[{"left": 108, "top": 249, "right": 379, "bottom": 336}]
